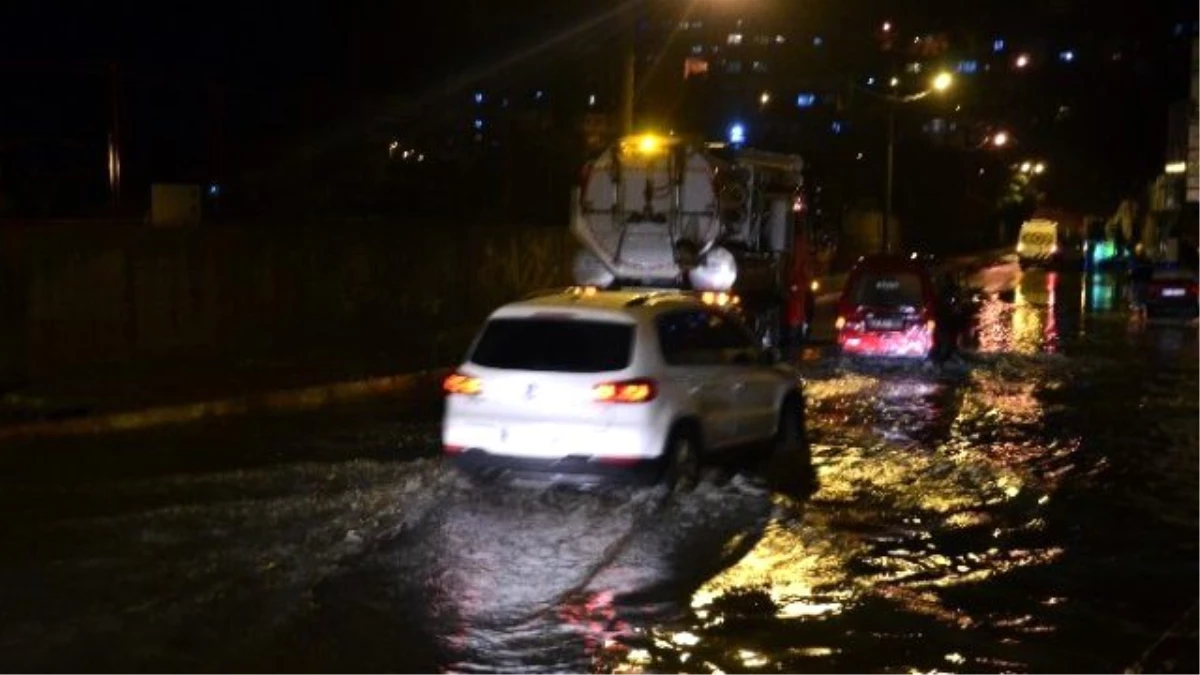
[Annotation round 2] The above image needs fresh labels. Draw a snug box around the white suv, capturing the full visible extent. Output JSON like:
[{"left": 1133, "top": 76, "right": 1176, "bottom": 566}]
[{"left": 441, "top": 287, "right": 808, "bottom": 488}]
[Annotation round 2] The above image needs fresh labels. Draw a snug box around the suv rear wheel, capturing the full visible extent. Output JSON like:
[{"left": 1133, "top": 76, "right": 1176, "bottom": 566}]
[
  {"left": 772, "top": 397, "right": 805, "bottom": 457},
  {"left": 766, "top": 396, "right": 816, "bottom": 492},
  {"left": 663, "top": 427, "right": 701, "bottom": 494}
]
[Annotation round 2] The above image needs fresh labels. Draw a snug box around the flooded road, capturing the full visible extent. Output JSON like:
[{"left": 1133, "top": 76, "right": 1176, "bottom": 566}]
[{"left": 0, "top": 261, "right": 1195, "bottom": 673}]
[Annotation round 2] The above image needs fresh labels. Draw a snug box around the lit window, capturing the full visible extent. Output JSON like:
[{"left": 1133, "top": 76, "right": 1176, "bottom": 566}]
[
  {"left": 831, "top": 121, "right": 844, "bottom": 134},
  {"left": 905, "top": 62, "right": 922, "bottom": 74},
  {"left": 812, "top": 36, "right": 824, "bottom": 47},
  {"left": 473, "top": 92, "right": 484, "bottom": 104},
  {"left": 993, "top": 39, "right": 1005, "bottom": 52},
  {"left": 775, "top": 34, "right": 786, "bottom": 44},
  {"left": 956, "top": 60, "right": 978, "bottom": 74},
  {"left": 473, "top": 119, "right": 484, "bottom": 130},
  {"left": 752, "top": 60, "right": 768, "bottom": 72},
  {"left": 691, "top": 44, "right": 704, "bottom": 54},
  {"left": 1058, "top": 50, "right": 1075, "bottom": 62},
  {"left": 796, "top": 93, "right": 816, "bottom": 107},
  {"left": 726, "top": 60, "right": 742, "bottom": 74},
  {"left": 727, "top": 33, "right": 743, "bottom": 45}
]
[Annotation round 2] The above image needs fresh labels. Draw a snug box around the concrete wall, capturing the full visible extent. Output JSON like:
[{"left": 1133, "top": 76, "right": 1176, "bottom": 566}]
[{"left": 0, "top": 223, "right": 576, "bottom": 382}]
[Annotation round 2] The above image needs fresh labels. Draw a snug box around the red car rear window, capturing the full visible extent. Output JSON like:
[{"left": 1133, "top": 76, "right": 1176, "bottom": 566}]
[{"left": 851, "top": 272, "right": 926, "bottom": 307}]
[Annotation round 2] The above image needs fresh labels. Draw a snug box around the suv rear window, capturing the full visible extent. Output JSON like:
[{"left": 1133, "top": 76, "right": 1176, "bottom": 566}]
[
  {"left": 469, "top": 318, "right": 634, "bottom": 372},
  {"left": 851, "top": 272, "right": 925, "bottom": 307}
]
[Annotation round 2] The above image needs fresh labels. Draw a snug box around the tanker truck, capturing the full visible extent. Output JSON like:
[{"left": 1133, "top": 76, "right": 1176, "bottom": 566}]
[{"left": 569, "top": 133, "right": 816, "bottom": 351}]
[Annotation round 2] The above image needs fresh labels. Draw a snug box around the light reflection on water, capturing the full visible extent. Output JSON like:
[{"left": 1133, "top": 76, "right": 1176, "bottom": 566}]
[
  {"left": 614, "top": 364, "right": 1065, "bottom": 674},
  {"left": 604, "top": 270, "right": 1195, "bottom": 674}
]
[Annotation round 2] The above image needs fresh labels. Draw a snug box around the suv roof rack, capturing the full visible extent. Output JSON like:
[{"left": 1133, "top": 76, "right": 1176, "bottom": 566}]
[{"left": 520, "top": 286, "right": 589, "bottom": 300}]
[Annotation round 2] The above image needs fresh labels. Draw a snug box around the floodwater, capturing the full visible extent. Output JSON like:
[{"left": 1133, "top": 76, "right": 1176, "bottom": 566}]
[{"left": 0, "top": 263, "right": 1195, "bottom": 673}]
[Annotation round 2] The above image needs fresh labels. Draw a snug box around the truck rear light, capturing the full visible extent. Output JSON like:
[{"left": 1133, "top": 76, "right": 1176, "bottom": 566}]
[
  {"left": 701, "top": 291, "right": 737, "bottom": 307},
  {"left": 593, "top": 378, "right": 657, "bottom": 403},
  {"left": 443, "top": 372, "right": 482, "bottom": 396}
]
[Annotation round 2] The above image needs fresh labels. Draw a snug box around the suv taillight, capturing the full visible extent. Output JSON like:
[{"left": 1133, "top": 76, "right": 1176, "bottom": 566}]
[
  {"left": 593, "top": 378, "right": 657, "bottom": 404},
  {"left": 443, "top": 372, "right": 482, "bottom": 396}
]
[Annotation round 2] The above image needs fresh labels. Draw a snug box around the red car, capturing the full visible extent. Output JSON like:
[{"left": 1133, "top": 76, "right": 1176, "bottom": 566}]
[{"left": 835, "top": 254, "right": 943, "bottom": 359}]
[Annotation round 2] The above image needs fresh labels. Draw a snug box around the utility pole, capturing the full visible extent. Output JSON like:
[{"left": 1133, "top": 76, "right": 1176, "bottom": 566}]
[
  {"left": 882, "top": 102, "right": 895, "bottom": 253},
  {"left": 619, "top": 15, "right": 636, "bottom": 136},
  {"left": 107, "top": 62, "right": 122, "bottom": 213}
]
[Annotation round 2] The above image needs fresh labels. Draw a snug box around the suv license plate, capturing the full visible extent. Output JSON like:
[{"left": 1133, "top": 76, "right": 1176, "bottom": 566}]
[{"left": 867, "top": 318, "right": 904, "bottom": 331}]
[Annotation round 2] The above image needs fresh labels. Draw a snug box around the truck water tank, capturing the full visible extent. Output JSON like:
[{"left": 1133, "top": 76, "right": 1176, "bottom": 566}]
[{"left": 572, "top": 249, "right": 616, "bottom": 287}]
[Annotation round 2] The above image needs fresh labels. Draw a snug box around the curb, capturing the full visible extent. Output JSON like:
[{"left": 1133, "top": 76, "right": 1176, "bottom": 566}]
[{"left": 0, "top": 367, "right": 453, "bottom": 444}]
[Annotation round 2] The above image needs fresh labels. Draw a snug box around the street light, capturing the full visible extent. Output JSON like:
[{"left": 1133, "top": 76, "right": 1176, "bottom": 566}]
[
  {"left": 858, "top": 71, "right": 955, "bottom": 253},
  {"left": 992, "top": 131, "right": 1010, "bottom": 147},
  {"left": 1018, "top": 160, "right": 1046, "bottom": 174}
]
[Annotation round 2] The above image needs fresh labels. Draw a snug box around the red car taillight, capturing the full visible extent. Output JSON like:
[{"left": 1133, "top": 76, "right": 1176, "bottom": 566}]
[
  {"left": 443, "top": 372, "right": 482, "bottom": 396},
  {"left": 919, "top": 308, "right": 936, "bottom": 333},
  {"left": 837, "top": 305, "right": 867, "bottom": 331},
  {"left": 593, "top": 378, "right": 657, "bottom": 404}
]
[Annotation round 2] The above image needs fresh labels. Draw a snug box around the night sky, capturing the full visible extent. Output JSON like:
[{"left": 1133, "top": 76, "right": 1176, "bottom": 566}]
[
  {"left": 5, "top": 1, "right": 1188, "bottom": 106},
  {"left": 0, "top": 0, "right": 1195, "bottom": 217}
]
